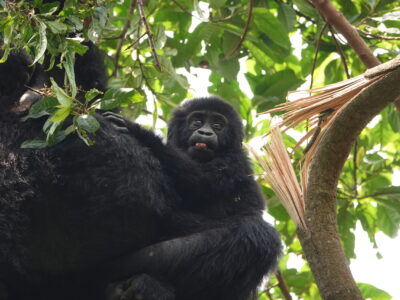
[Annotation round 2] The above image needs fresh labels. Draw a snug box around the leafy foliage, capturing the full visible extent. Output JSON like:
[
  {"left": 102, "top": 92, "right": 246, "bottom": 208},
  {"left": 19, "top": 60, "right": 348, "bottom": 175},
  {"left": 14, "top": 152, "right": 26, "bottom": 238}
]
[{"left": 1, "top": 0, "right": 400, "bottom": 298}]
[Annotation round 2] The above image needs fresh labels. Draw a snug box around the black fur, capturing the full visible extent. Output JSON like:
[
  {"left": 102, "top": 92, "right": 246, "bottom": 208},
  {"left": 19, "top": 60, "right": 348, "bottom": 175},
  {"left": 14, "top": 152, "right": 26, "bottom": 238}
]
[
  {"left": 0, "top": 41, "right": 107, "bottom": 115},
  {"left": 104, "top": 97, "right": 282, "bottom": 300},
  {"left": 1, "top": 37, "right": 174, "bottom": 299}
]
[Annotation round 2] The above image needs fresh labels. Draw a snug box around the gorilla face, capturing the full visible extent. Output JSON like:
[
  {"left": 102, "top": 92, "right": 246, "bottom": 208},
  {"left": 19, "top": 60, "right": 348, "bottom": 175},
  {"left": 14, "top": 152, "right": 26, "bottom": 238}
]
[
  {"left": 186, "top": 110, "right": 228, "bottom": 162},
  {"left": 167, "top": 97, "right": 245, "bottom": 162}
]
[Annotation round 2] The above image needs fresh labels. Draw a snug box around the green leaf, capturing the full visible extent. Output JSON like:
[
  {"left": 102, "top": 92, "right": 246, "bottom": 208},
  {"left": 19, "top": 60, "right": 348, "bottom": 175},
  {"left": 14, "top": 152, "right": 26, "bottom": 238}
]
[
  {"left": 94, "top": 88, "right": 137, "bottom": 110},
  {"left": 44, "top": 121, "right": 65, "bottom": 146},
  {"left": 278, "top": 2, "right": 296, "bottom": 32},
  {"left": 358, "top": 282, "right": 391, "bottom": 300},
  {"left": 387, "top": 104, "right": 400, "bottom": 132},
  {"left": 222, "top": 32, "right": 239, "bottom": 57},
  {"left": 219, "top": 58, "right": 240, "bottom": 81},
  {"left": 292, "top": 0, "right": 319, "bottom": 19},
  {"left": 21, "top": 96, "right": 59, "bottom": 121},
  {"left": 160, "top": 56, "right": 189, "bottom": 89},
  {"left": 20, "top": 139, "right": 48, "bottom": 149},
  {"left": 50, "top": 78, "right": 74, "bottom": 106},
  {"left": 50, "top": 106, "right": 71, "bottom": 123},
  {"left": 252, "top": 8, "right": 291, "bottom": 51},
  {"left": 45, "top": 20, "right": 68, "bottom": 34},
  {"left": 0, "top": 45, "right": 11, "bottom": 63},
  {"left": 71, "top": 40, "right": 89, "bottom": 56},
  {"left": 76, "top": 114, "right": 100, "bottom": 133},
  {"left": 356, "top": 204, "right": 377, "bottom": 243},
  {"left": 62, "top": 50, "right": 77, "bottom": 97},
  {"left": 65, "top": 16, "right": 83, "bottom": 31},
  {"left": 325, "top": 59, "right": 345, "bottom": 82},
  {"left": 85, "top": 89, "right": 103, "bottom": 104},
  {"left": 178, "top": 23, "right": 220, "bottom": 61},
  {"left": 154, "top": 25, "right": 167, "bottom": 49},
  {"left": 376, "top": 205, "right": 400, "bottom": 237},
  {"left": 32, "top": 20, "right": 47, "bottom": 65},
  {"left": 77, "top": 128, "right": 95, "bottom": 146},
  {"left": 209, "top": 0, "right": 226, "bottom": 9},
  {"left": 243, "top": 41, "right": 273, "bottom": 70}
]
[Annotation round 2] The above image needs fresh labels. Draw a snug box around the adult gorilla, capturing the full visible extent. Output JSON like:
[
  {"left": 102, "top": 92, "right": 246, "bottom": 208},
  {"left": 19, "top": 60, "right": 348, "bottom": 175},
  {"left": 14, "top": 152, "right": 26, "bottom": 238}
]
[
  {"left": 0, "top": 47, "right": 173, "bottom": 299},
  {"left": 0, "top": 50, "right": 280, "bottom": 300}
]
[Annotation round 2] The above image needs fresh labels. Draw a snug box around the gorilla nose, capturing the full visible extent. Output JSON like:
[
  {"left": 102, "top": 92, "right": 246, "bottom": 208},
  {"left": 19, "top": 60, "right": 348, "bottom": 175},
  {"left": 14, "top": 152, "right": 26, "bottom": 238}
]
[{"left": 198, "top": 129, "right": 213, "bottom": 136}]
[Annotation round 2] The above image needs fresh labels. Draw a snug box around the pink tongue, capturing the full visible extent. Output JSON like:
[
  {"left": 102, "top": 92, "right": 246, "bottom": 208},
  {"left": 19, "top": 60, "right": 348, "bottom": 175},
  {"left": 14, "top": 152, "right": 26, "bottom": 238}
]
[{"left": 195, "top": 143, "right": 207, "bottom": 149}]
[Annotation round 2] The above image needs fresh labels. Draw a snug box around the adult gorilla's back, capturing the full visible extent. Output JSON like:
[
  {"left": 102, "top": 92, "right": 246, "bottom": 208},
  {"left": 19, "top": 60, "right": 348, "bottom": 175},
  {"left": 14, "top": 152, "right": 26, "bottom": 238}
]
[{"left": 0, "top": 112, "right": 173, "bottom": 297}]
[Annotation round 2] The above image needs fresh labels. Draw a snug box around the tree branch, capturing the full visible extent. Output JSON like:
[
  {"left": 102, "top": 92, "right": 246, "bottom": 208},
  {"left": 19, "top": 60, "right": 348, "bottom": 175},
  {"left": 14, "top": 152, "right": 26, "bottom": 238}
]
[
  {"left": 113, "top": 0, "right": 137, "bottom": 76},
  {"left": 224, "top": 0, "right": 254, "bottom": 59},
  {"left": 358, "top": 28, "right": 400, "bottom": 41},
  {"left": 310, "top": 22, "right": 328, "bottom": 90},
  {"left": 309, "top": 0, "right": 380, "bottom": 68},
  {"left": 298, "top": 60, "right": 400, "bottom": 300},
  {"left": 328, "top": 24, "right": 350, "bottom": 78},
  {"left": 137, "top": 0, "right": 162, "bottom": 71},
  {"left": 275, "top": 269, "right": 293, "bottom": 300}
]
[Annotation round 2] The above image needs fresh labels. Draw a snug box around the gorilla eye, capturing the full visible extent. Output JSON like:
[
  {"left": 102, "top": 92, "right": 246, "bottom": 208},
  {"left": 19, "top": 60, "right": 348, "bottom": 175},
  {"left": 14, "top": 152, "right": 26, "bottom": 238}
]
[
  {"left": 191, "top": 119, "right": 203, "bottom": 128},
  {"left": 212, "top": 122, "right": 224, "bottom": 131}
]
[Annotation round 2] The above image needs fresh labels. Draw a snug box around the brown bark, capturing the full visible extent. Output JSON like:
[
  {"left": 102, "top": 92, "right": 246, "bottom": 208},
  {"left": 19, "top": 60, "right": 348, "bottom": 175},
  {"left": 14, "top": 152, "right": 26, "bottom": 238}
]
[
  {"left": 309, "top": 0, "right": 380, "bottom": 68},
  {"left": 298, "top": 62, "right": 400, "bottom": 300}
]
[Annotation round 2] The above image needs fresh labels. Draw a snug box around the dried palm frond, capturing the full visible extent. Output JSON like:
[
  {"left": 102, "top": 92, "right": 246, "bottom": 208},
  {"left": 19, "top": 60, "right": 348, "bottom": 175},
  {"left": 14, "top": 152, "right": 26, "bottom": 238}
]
[
  {"left": 262, "top": 74, "right": 383, "bottom": 136},
  {"left": 251, "top": 71, "right": 389, "bottom": 228},
  {"left": 247, "top": 127, "right": 306, "bottom": 229},
  {"left": 261, "top": 73, "right": 385, "bottom": 193}
]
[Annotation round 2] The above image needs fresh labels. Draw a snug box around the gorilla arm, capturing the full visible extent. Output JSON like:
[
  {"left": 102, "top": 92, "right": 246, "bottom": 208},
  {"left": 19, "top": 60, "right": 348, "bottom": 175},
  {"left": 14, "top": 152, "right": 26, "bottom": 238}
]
[
  {"left": 102, "top": 215, "right": 280, "bottom": 299},
  {"left": 103, "top": 112, "right": 209, "bottom": 202}
]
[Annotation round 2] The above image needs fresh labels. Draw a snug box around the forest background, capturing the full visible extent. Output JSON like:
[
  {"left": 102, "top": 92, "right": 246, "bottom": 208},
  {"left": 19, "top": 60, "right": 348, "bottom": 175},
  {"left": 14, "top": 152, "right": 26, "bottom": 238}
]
[{"left": 1, "top": 0, "right": 400, "bottom": 299}]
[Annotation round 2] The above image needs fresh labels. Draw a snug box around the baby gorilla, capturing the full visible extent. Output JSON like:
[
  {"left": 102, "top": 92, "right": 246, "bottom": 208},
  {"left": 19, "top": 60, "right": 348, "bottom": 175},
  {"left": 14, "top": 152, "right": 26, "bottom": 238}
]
[{"left": 104, "top": 97, "right": 281, "bottom": 300}]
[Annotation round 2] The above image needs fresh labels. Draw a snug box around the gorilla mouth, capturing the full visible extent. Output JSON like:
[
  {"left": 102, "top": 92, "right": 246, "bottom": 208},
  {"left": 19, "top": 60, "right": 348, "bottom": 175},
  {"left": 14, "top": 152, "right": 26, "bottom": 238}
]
[{"left": 195, "top": 142, "right": 208, "bottom": 149}]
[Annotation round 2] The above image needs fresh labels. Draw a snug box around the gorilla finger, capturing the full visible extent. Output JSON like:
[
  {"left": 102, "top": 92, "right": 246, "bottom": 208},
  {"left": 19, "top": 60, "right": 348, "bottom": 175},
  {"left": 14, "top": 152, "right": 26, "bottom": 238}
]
[
  {"left": 114, "top": 126, "right": 130, "bottom": 134},
  {"left": 102, "top": 111, "right": 120, "bottom": 117},
  {"left": 104, "top": 114, "right": 127, "bottom": 127}
]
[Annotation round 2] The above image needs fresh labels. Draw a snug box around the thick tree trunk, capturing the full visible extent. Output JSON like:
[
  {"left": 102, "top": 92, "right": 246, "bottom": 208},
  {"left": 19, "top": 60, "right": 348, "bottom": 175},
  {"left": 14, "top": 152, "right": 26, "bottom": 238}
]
[{"left": 298, "top": 61, "right": 400, "bottom": 299}]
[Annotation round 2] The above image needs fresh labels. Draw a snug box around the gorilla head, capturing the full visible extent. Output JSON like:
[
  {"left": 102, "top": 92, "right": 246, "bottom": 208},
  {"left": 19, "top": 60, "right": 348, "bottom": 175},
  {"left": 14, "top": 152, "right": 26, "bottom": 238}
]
[{"left": 167, "top": 97, "right": 244, "bottom": 162}]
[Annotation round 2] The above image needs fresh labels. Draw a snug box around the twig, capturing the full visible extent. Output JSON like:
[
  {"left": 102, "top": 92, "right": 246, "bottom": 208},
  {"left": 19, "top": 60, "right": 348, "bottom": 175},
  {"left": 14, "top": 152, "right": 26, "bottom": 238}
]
[
  {"left": 310, "top": 22, "right": 328, "bottom": 90},
  {"left": 224, "top": 0, "right": 254, "bottom": 59},
  {"left": 143, "top": 109, "right": 167, "bottom": 122},
  {"left": 259, "top": 287, "right": 274, "bottom": 300},
  {"left": 137, "top": 0, "right": 162, "bottom": 71},
  {"left": 305, "top": 22, "right": 328, "bottom": 147},
  {"left": 357, "top": 190, "right": 400, "bottom": 201},
  {"left": 276, "top": 269, "right": 293, "bottom": 300},
  {"left": 136, "top": 52, "right": 159, "bottom": 101},
  {"left": 113, "top": 0, "right": 137, "bottom": 76},
  {"left": 328, "top": 24, "right": 350, "bottom": 79},
  {"left": 358, "top": 28, "right": 400, "bottom": 41},
  {"left": 125, "top": 32, "right": 147, "bottom": 50},
  {"left": 352, "top": 140, "right": 358, "bottom": 197},
  {"left": 292, "top": 7, "right": 315, "bottom": 23},
  {"left": 266, "top": 289, "right": 273, "bottom": 300},
  {"left": 171, "top": 0, "right": 195, "bottom": 17},
  {"left": 24, "top": 85, "right": 48, "bottom": 96}
]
